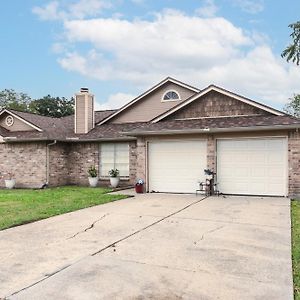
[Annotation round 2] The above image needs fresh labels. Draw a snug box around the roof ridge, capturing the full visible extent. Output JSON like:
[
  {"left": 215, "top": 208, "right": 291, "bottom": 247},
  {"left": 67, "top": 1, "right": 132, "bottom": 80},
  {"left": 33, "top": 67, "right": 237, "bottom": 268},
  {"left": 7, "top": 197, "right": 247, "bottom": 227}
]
[
  {"left": 95, "top": 109, "right": 117, "bottom": 112},
  {"left": 8, "top": 109, "right": 60, "bottom": 119}
]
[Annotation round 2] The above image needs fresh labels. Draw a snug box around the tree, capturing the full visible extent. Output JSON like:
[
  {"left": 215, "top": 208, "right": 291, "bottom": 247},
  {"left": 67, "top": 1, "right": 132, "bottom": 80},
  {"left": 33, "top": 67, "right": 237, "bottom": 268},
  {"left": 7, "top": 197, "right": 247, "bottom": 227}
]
[
  {"left": 282, "top": 21, "right": 300, "bottom": 65},
  {"left": 283, "top": 94, "right": 300, "bottom": 117},
  {"left": 29, "top": 95, "right": 74, "bottom": 118},
  {"left": 0, "top": 89, "right": 32, "bottom": 111}
]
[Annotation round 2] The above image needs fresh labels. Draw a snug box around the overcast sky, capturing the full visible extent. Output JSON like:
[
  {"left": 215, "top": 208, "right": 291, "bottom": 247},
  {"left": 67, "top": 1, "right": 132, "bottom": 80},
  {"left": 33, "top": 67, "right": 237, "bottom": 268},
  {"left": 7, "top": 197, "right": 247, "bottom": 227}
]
[{"left": 0, "top": 0, "right": 299, "bottom": 110}]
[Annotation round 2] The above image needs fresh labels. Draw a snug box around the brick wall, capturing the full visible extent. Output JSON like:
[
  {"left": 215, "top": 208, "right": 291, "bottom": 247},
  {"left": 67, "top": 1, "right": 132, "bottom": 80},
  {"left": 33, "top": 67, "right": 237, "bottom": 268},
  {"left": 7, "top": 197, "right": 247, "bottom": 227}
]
[
  {"left": 0, "top": 140, "right": 137, "bottom": 189},
  {"left": 48, "top": 142, "right": 69, "bottom": 186},
  {"left": 2, "top": 131, "right": 299, "bottom": 196},
  {"left": 0, "top": 142, "right": 47, "bottom": 188},
  {"left": 67, "top": 141, "right": 137, "bottom": 187},
  {"left": 136, "top": 137, "right": 146, "bottom": 184},
  {"left": 67, "top": 143, "right": 100, "bottom": 186},
  {"left": 288, "top": 130, "right": 300, "bottom": 197}
]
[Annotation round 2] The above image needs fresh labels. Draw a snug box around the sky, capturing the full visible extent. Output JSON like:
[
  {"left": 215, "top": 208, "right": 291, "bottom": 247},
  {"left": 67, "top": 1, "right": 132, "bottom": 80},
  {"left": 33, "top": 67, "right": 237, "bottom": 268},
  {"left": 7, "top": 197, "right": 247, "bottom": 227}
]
[{"left": 0, "top": 0, "right": 299, "bottom": 110}]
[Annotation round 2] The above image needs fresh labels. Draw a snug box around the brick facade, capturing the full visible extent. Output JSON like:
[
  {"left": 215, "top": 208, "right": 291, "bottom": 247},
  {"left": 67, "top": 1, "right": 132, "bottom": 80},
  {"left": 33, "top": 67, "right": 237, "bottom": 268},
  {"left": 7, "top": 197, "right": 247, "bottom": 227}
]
[
  {"left": 67, "top": 143, "right": 100, "bottom": 186},
  {"left": 136, "top": 137, "right": 147, "bottom": 182},
  {"left": 0, "top": 142, "right": 47, "bottom": 188},
  {"left": 0, "top": 140, "right": 137, "bottom": 189},
  {"left": 288, "top": 130, "right": 300, "bottom": 197},
  {"left": 48, "top": 142, "right": 69, "bottom": 186},
  {"left": 1, "top": 130, "right": 300, "bottom": 196}
]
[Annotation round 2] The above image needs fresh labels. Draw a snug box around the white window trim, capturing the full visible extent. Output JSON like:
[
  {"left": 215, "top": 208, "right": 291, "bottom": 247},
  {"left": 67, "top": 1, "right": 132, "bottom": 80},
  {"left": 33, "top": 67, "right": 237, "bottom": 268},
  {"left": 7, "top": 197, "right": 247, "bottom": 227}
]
[
  {"left": 5, "top": 116, "right": 14, "bottom": 127},
  {"left": 99, "top": 143, "right": 130, "bottom": 179},
  {"left": 161, "top": 90, "right": 181, "bottom": 102}
]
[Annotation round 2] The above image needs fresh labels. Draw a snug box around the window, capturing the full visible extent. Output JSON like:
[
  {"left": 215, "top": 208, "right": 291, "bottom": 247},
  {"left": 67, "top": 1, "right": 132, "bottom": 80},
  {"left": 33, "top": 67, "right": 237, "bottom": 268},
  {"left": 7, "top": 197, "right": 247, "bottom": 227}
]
[
  {"left": 5, "top": 116, "right": 14, "bottom": 127},
  {"left": 162, "top": 90, "right": 180, "bottom": 101},
  {"left": 100, "top": 143, "right": 129, "bottom": 177}
]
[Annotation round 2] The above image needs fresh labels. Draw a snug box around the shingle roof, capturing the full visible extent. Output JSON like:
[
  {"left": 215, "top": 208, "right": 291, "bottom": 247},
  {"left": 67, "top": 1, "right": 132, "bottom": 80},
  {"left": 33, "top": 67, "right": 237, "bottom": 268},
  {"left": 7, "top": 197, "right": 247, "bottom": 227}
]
[
  {"left": 0, "top": 109, "right": 119, "bottom": 141},
  {"left": 1, "top": 110, "right": 300, "bottom": 142},
  {"left": 123, "top": 115, "right": 300, "bottom": 135}
]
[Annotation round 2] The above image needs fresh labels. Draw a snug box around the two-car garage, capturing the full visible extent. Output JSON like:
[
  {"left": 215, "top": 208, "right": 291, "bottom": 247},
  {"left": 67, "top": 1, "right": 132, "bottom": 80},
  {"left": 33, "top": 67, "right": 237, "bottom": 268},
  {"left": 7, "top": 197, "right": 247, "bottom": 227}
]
[{"left": 147, "top": 137, "right": 288, "bottom": 196}]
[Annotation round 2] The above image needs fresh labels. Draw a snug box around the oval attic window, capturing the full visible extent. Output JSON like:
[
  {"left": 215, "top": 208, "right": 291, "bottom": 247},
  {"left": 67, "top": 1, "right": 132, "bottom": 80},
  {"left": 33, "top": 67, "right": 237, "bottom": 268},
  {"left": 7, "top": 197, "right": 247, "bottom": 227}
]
[{"left": 5, "top": 116, "right": 14, "bottom": 127}]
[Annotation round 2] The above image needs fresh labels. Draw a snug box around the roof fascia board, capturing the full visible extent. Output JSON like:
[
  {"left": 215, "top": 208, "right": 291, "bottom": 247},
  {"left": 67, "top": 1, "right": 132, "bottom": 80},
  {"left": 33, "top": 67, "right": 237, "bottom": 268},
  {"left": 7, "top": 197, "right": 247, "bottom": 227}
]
[
  {"left": 64, "top": 137, "right": 137, "bottom": 142},
  {"left": 123, "top": 124, "right": 299, "bottom": 136},
  {"left": 98, "top": 77, "right": 200, "bottom": 125},
  {"left": 0, "top": 109, "right": 43, "bottom": 132},
  {"left": 3, "top": 137, "right": 137, "bottom": 143},
  {"left": 151, "top": 86, "right": 284, "bottom": 123}
]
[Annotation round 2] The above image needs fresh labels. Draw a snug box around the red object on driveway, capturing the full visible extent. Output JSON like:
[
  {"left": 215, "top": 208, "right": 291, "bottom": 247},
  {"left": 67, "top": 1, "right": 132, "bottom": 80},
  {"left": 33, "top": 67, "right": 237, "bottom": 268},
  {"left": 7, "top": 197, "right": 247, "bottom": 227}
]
[{"left": 135, "top": 184, "right": 144, "bottom": 193}]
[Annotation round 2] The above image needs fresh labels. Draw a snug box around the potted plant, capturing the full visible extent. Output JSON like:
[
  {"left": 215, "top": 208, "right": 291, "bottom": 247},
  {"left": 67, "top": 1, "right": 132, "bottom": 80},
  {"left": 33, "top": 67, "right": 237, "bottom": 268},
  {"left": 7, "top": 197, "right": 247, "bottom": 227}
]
[
  {"left": 3, "top": 172, "right": 16, "bottom": 189},
  {"left": 109, "top": 168, "right": 120, "bottom": 188},
  {"left": 87, "top": 166, "right": 98, "bottom": 187},
  {"left": 135, "top": 179, "right": 144, "bottom": 193}
]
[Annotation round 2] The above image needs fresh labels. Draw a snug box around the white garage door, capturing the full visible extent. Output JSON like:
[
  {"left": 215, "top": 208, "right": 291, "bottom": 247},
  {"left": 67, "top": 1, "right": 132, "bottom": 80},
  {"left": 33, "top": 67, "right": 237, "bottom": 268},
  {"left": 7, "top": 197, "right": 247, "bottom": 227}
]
[
  {"left": 217, "top": 138, "right": 287, "bottom": 196},
  {"left": 148, "top": 140, "right": 207, "bottom": 193}
]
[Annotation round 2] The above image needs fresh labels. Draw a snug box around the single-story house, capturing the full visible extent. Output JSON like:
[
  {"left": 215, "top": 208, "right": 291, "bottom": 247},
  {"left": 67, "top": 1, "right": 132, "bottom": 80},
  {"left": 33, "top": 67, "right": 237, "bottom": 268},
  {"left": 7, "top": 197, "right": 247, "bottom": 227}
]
[{"left": 0, "top": 77, "right": 300, "bottom": 197}]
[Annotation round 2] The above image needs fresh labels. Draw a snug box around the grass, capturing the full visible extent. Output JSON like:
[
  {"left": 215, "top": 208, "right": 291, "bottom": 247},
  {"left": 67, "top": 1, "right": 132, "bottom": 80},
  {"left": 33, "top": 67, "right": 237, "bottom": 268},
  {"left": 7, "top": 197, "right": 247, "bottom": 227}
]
[
  {"left": 0, "top": 186, "right": 128, "bottom": 231},
  {"left": 292, "top": 200, "right": 300, "bottom": 299}
]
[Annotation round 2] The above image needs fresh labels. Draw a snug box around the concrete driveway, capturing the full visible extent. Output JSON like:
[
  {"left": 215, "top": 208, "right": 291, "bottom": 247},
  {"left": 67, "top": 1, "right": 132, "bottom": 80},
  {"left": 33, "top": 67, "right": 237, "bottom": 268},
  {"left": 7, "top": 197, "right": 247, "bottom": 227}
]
[{"left": 0, "top": 193, "right": 293, "bottom": 299}]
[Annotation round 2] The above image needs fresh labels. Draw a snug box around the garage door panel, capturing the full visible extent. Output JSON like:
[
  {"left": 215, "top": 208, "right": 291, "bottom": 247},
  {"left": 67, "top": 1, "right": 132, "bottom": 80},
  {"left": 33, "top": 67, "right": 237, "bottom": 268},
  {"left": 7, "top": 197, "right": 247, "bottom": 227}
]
[
  {"left": 148, "top": 140, "right": 207, "bottom": 193},
  {"left": 217, "top": 138, "right": 287, "bottom": 196}
]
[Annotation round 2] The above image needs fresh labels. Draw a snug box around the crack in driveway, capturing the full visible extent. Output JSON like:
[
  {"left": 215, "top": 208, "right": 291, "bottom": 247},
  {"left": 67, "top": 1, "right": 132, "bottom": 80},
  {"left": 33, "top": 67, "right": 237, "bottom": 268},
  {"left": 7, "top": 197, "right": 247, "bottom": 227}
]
[
  {"left": 8, "top": 195, "right": 208, "bottom": 298},
  {"left": 67, "top": 213, "right": 109, "bottom": 240},
  {"left": 198, "top": 225, "right": 225, "bottom": 242}
]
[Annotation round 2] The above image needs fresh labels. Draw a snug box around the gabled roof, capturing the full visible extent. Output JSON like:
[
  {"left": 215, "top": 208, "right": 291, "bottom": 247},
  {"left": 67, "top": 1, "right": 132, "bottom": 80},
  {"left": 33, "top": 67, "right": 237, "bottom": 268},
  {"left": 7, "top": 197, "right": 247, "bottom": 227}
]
[
  {"left": 98, "top": 77, "right": 200, "bottom": 125},
  {"left": 0, "top": 109, "right": 44, "bottom": 131},
  {"left": 151, "top": 84, "right": 285, "bottom": 123}
]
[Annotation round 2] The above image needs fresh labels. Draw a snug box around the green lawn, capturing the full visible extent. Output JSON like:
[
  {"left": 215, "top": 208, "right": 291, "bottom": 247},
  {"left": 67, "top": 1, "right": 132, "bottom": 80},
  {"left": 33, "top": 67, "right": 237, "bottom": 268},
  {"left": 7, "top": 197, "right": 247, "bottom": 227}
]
[
  {"left": 292, "top": 200, "right": 300, "bottom": 299},
  {"left": 0, "top": 186, "right": 128, "bottom": 230}
]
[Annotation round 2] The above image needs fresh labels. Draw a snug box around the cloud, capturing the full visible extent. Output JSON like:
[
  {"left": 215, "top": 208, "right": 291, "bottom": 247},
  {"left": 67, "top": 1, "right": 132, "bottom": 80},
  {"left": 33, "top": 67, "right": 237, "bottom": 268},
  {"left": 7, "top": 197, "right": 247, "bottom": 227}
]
[
  {"left": 36, "top": 5, "right": 300, "bottom": 107},
  {"left": 95, "top": 92, "right": 135, "bottom": 110},
  {"left": 32, "top": 0, "right": 111, "bottom": 21},
  {"left": 60, "top": 9, "right": 251, "bottom": 82},
  {"left": 196, "top": 0, "right": 218, "bottom": 18},
  {"left": 230, "top": 0, "right": 264, "bottom": 14},
  {"left": 32, "top": 1, "right": 63, "bottom": 21}
]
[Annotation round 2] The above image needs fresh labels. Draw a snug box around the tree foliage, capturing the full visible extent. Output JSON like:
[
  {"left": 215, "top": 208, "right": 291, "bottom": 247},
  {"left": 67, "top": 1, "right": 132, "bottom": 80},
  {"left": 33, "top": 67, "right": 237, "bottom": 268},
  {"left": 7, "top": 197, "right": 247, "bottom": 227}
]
[
  {"left": 282, "top": 21, "right": 300, "bottom": 65},
  {"left": 29, "top": 95, "right": 74, "bottom": 118},
  {"left": 0, "top": 89, "right": 74, "bottom": 118},
  {"left": 0, "top": 89, "right": 32, "bottom": 112},
  {"left": 284, "top": 94, "right": 300, "bottom": 118}
]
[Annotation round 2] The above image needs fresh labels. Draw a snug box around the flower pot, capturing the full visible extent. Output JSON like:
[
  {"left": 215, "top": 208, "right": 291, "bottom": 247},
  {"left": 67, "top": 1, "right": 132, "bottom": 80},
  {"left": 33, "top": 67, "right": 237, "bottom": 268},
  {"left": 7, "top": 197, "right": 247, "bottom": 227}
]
[
  {"left": 135, "top": 184, "right": 144, "bottom": 193},
  {"left": 88, "top": 177, "right": 98, "bottom": 187},
  {"left": 5, "top": 179, "right": 16, "bottom": 189},
  {"left": 110, "top": 177, "right": 119, "bottom": 188}
]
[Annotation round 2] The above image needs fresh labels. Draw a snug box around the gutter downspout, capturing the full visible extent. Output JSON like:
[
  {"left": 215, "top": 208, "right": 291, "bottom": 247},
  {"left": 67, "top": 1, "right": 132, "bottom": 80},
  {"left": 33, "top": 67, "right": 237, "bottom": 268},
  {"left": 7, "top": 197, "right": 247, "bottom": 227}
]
[{"left": 46, "top": 140, "right": 57, "bottom": 185}]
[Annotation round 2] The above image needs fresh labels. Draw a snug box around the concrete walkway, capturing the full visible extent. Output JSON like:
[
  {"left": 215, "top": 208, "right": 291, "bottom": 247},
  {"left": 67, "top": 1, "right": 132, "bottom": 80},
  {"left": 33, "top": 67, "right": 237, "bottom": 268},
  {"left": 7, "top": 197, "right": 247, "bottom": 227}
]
[{"left": 0, "top": 194, "right": 293, "bottom": 299}]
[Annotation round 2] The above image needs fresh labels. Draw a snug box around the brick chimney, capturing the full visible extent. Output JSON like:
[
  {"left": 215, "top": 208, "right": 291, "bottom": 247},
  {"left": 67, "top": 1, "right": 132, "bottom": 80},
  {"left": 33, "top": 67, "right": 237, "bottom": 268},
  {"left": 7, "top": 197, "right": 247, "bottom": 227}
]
[{"left": 74, "top": 88, "right": 95, "bottom": 134}]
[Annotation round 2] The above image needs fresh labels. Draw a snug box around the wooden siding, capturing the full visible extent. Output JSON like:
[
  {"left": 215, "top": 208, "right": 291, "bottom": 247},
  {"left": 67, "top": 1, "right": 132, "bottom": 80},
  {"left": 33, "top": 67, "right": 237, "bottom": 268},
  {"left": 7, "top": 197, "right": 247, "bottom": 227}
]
[
  {"left": 75, "top": 95, "right": 86, "bottom": 133},
  {"left": 166, "top": 91, "right": 272, "bottom": 120},
  {"left": 0, "top": 112, "right": 35, "bottom": 131},
  {"left": 87, "top": 94, "right": 94, "bottom": 132},
  {"left": 110, "top": 82, "right": 196, "bottom": 124}
]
